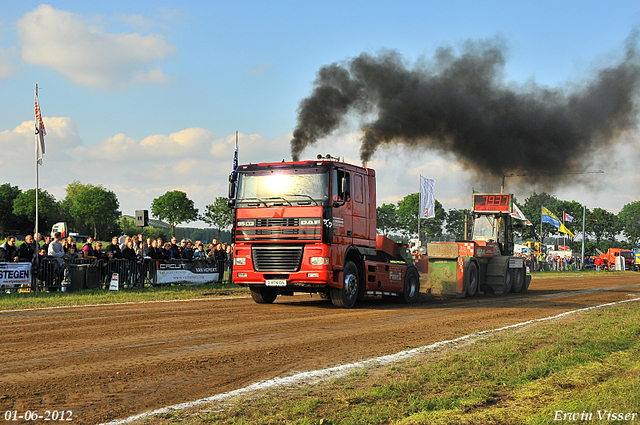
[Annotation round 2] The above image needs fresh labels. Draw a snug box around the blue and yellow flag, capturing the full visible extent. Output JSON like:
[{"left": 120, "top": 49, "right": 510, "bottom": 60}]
[{"left": 542, "top": 206, "right": 574, "bottom": 237}]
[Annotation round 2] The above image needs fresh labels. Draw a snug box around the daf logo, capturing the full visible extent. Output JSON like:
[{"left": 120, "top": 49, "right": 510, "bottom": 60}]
[{"left": 300, "top": 219, "right": 321, "bottom": 225}]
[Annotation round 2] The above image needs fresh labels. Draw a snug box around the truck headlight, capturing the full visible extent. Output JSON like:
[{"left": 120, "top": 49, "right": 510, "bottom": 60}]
[
  {"left": 234, "top": 257, "right": 246, "bottom": 265},
  {"left": 310, "top": 257, "right": 329, "bottom": 265}
]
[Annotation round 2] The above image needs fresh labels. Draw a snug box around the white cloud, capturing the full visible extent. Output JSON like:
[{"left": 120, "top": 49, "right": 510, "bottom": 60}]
[
  {"left": 0, "top": 47, "right": 16, "bottom": 78},
  {"left": 1, "top": 115, "right": 637, "bottom": 232},
  {"left": 17, "top": 5, "right": 176, "bottom": 91}
]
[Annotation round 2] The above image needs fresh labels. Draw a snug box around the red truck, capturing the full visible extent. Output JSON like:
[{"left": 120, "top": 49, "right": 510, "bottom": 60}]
[
  {"left": 596, "top": 248, "right": 634, "bottom": 270},
  {"left": 228, "top": 155, "right": 419, "bottom": 308}
]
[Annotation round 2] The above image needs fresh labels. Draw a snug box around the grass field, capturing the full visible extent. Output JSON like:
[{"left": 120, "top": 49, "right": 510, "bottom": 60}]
[{"left": 135, "top": 299, "right": 640, "bottom": 425}]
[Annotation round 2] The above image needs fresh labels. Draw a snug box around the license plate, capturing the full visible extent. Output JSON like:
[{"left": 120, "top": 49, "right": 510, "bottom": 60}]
[{"left": 265, "top": 279, "right": 287, "bottom": 287}]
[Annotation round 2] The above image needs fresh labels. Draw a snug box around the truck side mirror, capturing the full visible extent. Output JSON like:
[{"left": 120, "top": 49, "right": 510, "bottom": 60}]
[{"left": 228, "top": 173, "right": 237, "bottom": 204}]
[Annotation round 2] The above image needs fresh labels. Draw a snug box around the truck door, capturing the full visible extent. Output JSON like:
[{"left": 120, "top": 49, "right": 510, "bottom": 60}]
[
  {"left": 352, "top": 173, "right": 367, "bottom": 243},
  {"left": 332, "top": 169, "right": 353, "bottom": 246}
]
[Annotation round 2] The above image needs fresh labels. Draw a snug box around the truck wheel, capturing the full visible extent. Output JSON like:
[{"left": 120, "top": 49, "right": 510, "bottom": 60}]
[
  {"left": 402, "top": 267, "right": 420, "bottom": 303},
  {"left": 503, "top": 264, "right": 513, "bottom": 294},
  {"left": 331, "top": 261, "right": 359, "bottom": 308},
  {"left": 464, "top": 262, "right": 478, "bottom": 297},
  {"left": 510, "top": 265, "right": 525, "bottom": 293},
  {"left": 250, "top": 286, "right": 278, "bottom": 304}
]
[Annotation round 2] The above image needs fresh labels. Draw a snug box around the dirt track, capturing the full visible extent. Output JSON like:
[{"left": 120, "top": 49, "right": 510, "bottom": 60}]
[{"left": 2, "top": 273, "right": 640, "bottom": 424}]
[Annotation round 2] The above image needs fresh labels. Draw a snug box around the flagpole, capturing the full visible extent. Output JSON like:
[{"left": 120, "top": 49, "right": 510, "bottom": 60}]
[
  {"left": 562, "top": 212, "right": 565, "bottom": 247},
  {"left": 34, "top": 84, "right": 40, "bottom": 293},
  {"left": 417, "top": 175, "right": 421, "bottom": 243},
  {"left": 581, "top": 205, "right": 586, "bottom": 270}
]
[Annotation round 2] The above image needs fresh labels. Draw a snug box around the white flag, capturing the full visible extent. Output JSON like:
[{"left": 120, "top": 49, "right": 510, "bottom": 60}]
[
  {"left": 35, "top": 92, "right": 46, "bottom": 165},
  {"left": 511, "top": 203, "right": 532, "bottom": 226},
  {"left": 419, "top": 176, "right": 435, "bottom": 219}
]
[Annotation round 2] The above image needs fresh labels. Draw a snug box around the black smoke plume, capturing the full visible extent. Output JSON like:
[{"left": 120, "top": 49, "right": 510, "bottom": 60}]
[{"left": 291, "top": 35, "right": 640, "bottom": 183}]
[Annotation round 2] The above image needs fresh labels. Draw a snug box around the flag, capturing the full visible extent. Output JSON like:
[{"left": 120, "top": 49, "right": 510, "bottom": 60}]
[
  {"left": 563, "top": 212, "right": 574, "bottom": 222},
  {"left": 542, "top": 206, "right": 575, "bottom": 237},
  {"left": 419, "top": 176, "right": 435, "bottom": 219},
  {"left": 35, "top": 91, "right": 46, "bottom": 165},
  {"left": 232, "top": 132, "right": 238, "bottom": 175},
  {"left": 511, "top": 203, "right": 532, "bottom": 226}
]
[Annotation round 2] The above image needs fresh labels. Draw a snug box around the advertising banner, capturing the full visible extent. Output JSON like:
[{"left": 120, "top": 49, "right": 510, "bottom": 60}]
[
  {"left": 156, "top": 260, "right": 220, "bottom": 285},
  {"left": 0, "top": 263, "right": 32, "bottom": 287}
]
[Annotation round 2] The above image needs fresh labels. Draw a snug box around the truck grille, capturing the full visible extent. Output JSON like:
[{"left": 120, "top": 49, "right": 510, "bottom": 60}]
[
  {"left": 252, "top": 245, "right": 303, "bottom": 272},
  {"left": 256, "top": 218, "right": 299, "bottom": 227}
]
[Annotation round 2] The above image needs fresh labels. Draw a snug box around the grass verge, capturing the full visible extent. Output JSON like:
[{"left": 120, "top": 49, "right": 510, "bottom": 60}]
[
  {"left": 0, "top": 282, "right": 248, "bottom": 311},
  {"left": 136, "top": 300, "right": 640, "bottom": 425}
]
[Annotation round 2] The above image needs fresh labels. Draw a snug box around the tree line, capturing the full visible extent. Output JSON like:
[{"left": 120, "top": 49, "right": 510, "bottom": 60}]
[
  {"left": 378, "top": 192, "right": 640, "bottom": 254},
  {"left": 0, "top": 182, "right": 233, "bottom": 242},
  {"left": 3, "top": 181, "right": 638, "bottom": 255}
]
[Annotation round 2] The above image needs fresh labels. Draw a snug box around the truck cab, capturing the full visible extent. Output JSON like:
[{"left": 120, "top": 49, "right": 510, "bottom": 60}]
[{"left": 229, "top": 156, "right": 418, "bottom": 308}]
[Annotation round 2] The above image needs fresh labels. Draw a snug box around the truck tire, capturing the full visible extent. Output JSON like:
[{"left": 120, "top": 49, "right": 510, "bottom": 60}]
[
  {"left": 250, "top": 286, "right": 278, "bottom": 304},
  {"left": 503, "top": 265, "right": 513, "bottom": 294},
  {"left": 402, "top": 267, "right": 420, "bottom": 303},
  {"left": 510, "top": 265, "right": 525, "bottom": 293},
  {"left": 464, "top": 261, "right": 479, "bottom": 297},
  {"left": 331, "top": 261, "right": 359, "bottom": 308}
]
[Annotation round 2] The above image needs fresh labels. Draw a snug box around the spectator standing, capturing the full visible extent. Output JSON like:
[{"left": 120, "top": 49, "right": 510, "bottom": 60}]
[
  {"left": 162, "top": 242, "right": 173, "bottom": 260},
  {"left": 226, "top": 244, "right": 233, "bottom": 283},
  {"left": 120, "top": 235, "right": 131, "bottom": 251},
  {"left": 93, "top": 241, "right": 105, "bottom": 260},
  {"left": 65, "top": 245, "right": 80, "bottom": 259},
  {"left": 41, "top": 235, "right": 51, "bottom": 256},
  {"left": 146, "top": 240, "right": 161, "bottom": 259},
  {"left": 131, "top": 235, "right": 140, "bottom": 255},
  {"left": 83, "top": 237, "right": 95, "bottom": 258},
  {"left": 192, "top": 243, "right": 207, "bottom": 260},
  {"left": 170, "top": 237, "right": 181, "bottom": 259},
  {"left": 595, "top": 256, "right": 603, "bottom": 272},
  {"left": 0, "top": 236, "right": 19, "bottom": 262},
  {"left": 105, "top": 236, "right": 122, "bottom": 259},
  {"left": 48, "top": 232, "right": 65, "bottom": 265},
  {"left": 18, "top": 235, "right": 37, "bottom": 262},
  {"left": 214, "top": 244, "right": 227, "bottom": 282},
  {"left": 182, "top": 241, "right": 194, "bottom": 260},
  {"left": 122, "top": 241, "right": 137, "bottom": 260}
]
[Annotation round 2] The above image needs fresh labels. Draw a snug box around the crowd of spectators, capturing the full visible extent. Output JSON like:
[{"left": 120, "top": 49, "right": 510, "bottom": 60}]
[
  {"left": 517, "top": 252, "right": 582, "bottom": 272},
  {"left": 1, "top": 233, "right": 234, "bottom": 291}
]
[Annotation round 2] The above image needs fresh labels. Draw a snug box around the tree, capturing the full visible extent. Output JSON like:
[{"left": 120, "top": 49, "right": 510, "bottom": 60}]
[
  {"left": 517, "top": 192, "right": 559, "bottom": 243},
  {"left": 376, "top": 203, "right": 399, "bottom": 236},
  {"left": 151, "top": 190, "right": 199, "bottom": 237},
  {"left": 445, "top": 209, "right": 469, "bottom": 240},
  {"left": 60, "top": 181, "right": 102, "bottom": 234},
  {"left": 202, "top": 197, "right": 233, "bottom": 239},
  {"left": 0, "top": 184, "right": 22, "bottom": 239},
  {"left": 70, "top": 186, "right": 121, "bottom": 239},
  {"left": 13, "top": 188, "right": 60, "bottom": 233},
  {"left": 619, "top": 201, "right": 640, "bottom": 246},
  {"left": 396, "top": 193, "right": 445, "bottom": 239},
  {"left": 587, "top": 207, "right": 620, "bottom": 246}
]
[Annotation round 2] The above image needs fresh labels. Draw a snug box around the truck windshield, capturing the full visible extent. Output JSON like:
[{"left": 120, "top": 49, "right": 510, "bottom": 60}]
[
  {"left": 472, "top": 215, "right": 498, "bottom": 241},
  {"left": 236, "top": 171, "right": 330, "bottom": 206}
]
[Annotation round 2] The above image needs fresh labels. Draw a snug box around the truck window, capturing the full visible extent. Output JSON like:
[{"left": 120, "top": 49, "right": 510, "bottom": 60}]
[
  {"left": 354, "top": 174, "right": 363, "bottom": 203},
  {"left": 332, "top": 169, "right": 350, "bottom": 203}
]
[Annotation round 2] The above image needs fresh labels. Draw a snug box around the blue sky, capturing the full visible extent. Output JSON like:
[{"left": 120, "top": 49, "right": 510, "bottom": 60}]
[{"left": 2, "top": 1, "right": 639, "bottom": 227}]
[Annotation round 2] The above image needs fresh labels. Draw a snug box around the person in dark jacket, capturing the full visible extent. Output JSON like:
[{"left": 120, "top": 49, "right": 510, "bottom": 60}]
[
  {"left": 121, "top": 241, "right": 137, "bottom": 261},
  {"left": 104, "top": 236, "right": 122, "bottom": 259},
  {"left": 0, "top": 236, "right": 19, "bottom": 262},
  {"left": 17, "top": 235, "right": 37, "bottom": 262}
]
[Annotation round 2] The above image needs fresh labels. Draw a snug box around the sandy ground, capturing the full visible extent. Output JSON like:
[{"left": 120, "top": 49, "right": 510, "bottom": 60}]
[{"left": 2, "top": 273, "right": 639, "bottom": 424}]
